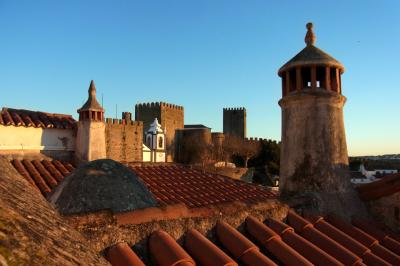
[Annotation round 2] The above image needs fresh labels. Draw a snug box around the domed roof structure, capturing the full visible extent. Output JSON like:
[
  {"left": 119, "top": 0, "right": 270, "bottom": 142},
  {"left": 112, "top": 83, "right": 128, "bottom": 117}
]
[
  {"left": 49, "top": 159, "right": 157, "bottom": 215},
  {"left": 278, "top": 23, "right": 344, "bottom": 76}
]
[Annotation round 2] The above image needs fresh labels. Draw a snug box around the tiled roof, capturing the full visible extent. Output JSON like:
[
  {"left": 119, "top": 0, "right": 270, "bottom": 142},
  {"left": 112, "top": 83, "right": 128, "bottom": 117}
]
[
  {"left": 11, "top": 159, "right": 75, "bottom": 196},
  {"left": 105, "top": 211, "right": 400, "bottom": 266},
  {"left": 129, "top": 165, "right": 278, "bottom": 208},
  {"left": 0, "top": 107, "right": 76, "bottom": 129},
  {"left": 357, "top": 173, "right": 400, "bottom": 200},
  {"left": 11, "top": 163, "right": 277, "bottom": 208},
  {"left": 278, "top": 45, "right": 344, "bottom": 76}
]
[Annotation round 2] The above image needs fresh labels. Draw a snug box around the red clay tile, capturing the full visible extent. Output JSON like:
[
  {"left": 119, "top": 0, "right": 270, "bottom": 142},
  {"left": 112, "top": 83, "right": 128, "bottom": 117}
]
[
  {"left": 1, "top": 107, "right": 76, "bottom": 129},
  {"left": 106, "top": 242, "right": 145, "bottom": 266},
  {"left": 22, "top": 159, "right": 51, "bottom": 195},
  {"left": 287, "top": 211, "right": 364, "bottom": 265},
  {"left": 53, "top": 160, "right": 71, "bottom": 176},
  {"left": 307, "top": 216, "right": 390, "bottom": 266},
  {"left": 245, "top": 216, "right": 312, "bottom": 266},
  {"left": 12, "top": 159, "right": 76, "bottom": 197},
  {"left": 267, "top": 218, "right": 343, "bottom": 266},
  {"left": 357, "top": 173, "right": 400, "bottom": 200},
  {"left": 352, "top": 218, "right": 400, "bottom": 255},
  {"left": 149, "top": 230, "right": 195, "bottom": 266},
  {"left": 32, "top": 159, "right": 58, "bottom": 188},
  {"left": 11, "top": 159, "right": 39, "bottom": 190},
  {"left": 42, "top": 160, "right": 64, "bottom": 182},
  {"left": 216, "top": 221, "right": 276, "bottom": 266},
  {"left": 130, "top": 165, "right": 277, "bottom": 209},
  {"left": 327, "top": 215, "right": 400, "bottom": 265},
  {"left": 185, "top": 229, "right": 237, "bottom": 266}
]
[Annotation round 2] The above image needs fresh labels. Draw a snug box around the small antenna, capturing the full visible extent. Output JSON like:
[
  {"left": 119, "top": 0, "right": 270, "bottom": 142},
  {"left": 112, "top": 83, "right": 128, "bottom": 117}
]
[
  {"left": 101, "top": 93, "right": 104, "bottom": 108},
  {"left": 115, "top": 104, "right": 118, "bottom": 119}
]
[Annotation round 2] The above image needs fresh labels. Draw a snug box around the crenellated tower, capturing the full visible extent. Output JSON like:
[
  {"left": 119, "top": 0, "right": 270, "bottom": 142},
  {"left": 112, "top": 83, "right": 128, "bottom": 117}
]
[
  {"left": 278, "top": 23, "right": 365, "bottom": 216},
  {"left": 75, "top": 80, "right": 106, "bottom": 163},
  {"left": 135, "top": 102, "right": 184, "bottom": 162},
  {"left": 223, "top": 107, "right": 247, "bottom": 139}
]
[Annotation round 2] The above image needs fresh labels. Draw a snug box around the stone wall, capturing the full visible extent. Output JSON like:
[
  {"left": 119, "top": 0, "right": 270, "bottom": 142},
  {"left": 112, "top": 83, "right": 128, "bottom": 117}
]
[
  {"left": 105, "top": 118, "right": 143, "bottom": 163},
  {"left": 135, "top": 102, "right": 184, "bottom": 162},
  {"left": 223, "top": 108, "right": 246, "bottom": 139},
  {"left": 175, "top": 128, "right": 211, "bottom": 163},
  {"left": 279, "top": 90, "right": 366, "bottom": 218}
]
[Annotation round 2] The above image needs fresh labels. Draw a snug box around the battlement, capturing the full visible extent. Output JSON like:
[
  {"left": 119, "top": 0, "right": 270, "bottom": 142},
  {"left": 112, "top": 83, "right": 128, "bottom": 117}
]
[
  {"left": 223, "top": 107, "right": 247, "bottom": 139},
  {"left": 135, "top": 102, "right": 184, "bottom": 111},
  {"left": 105, "top": 118, "right": 143, "bottom": 126},
  {"left": 223, "top": 107, "right": 246, "bottom": 112}
]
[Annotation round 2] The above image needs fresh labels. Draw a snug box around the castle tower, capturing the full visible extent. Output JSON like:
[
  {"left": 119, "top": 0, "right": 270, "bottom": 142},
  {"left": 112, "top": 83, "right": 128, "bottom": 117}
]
[
  {"left": 75, "top": 80, "right": 106, "bottom": 162},
  {"left": 135, "top": 102, "right": 184, "bottom": 162},
  {"left": 278, "top": 23, "right": 365, "bottom": 216},
  {"left": 145, "top": 118, "right": 166, "bottom": 162},
  {"left": 223, "top": 107, "right": 246, "bottom": 139}
]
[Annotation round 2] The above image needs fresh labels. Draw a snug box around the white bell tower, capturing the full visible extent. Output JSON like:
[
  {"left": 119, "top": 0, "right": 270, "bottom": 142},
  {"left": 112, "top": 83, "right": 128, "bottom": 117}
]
[{"left": 145, "top": 118, "right": 166, "bottom": 162}]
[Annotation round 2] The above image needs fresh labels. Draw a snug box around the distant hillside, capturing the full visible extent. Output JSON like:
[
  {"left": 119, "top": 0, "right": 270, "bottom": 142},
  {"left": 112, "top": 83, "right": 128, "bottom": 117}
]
[
  {"left": 0, "top": 158, "right": 108, "bottom": 266},
  {"left": 351, "top": 154, "right": 400, "bottom": 160},
  {"left": 349, "top": 155, "right": 400, "bottom": 171}
]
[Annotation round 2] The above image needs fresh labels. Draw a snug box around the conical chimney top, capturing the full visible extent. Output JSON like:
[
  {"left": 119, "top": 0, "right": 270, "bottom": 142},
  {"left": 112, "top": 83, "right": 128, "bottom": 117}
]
[
  {"left": 278, "top": 23, "right": 345, "bottom": 76},
  {"left": 78, "top": 80, "right": 104, "bottom": 113}
]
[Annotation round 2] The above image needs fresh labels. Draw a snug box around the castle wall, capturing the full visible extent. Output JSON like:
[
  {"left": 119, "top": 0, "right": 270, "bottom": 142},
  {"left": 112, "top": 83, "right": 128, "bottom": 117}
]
[
  {"left": 0, "top": 125, "right": 75, "bottom": 159},
  {"left": 135, "top": 102, "right": 184, "bottom": 162},
  {"left": 105, "top": 119, "right": 143, "bottom": 163},
  {"left": 223, "top": 108, "right": 246, "bottom": 139},
  {"left": 176, "top": 128, "right": 211, "bottom": 163}
]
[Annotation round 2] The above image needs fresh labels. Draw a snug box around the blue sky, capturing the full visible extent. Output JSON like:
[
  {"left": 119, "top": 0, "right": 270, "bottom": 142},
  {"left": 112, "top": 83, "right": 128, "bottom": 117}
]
[{"left": 1, "top": 1, "right": 399, "bottom": 156}]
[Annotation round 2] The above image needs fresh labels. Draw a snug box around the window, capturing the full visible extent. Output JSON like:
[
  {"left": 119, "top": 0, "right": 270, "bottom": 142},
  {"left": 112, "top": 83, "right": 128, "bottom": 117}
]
[{"left": 158, "top": 136, "right": 163, "bottom": 148}]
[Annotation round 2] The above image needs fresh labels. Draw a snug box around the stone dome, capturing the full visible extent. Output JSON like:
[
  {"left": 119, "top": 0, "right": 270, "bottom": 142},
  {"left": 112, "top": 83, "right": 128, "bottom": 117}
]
[{"left": 49, "top": 159, "right": 157, "bottom": 215}]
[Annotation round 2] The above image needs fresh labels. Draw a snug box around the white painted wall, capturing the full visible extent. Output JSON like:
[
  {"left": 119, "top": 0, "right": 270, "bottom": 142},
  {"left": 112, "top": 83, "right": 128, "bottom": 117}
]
[
  {"left": 143, "top": 144, "right": 151, "bottom": 162},
  {"left": 0, "top": 125, "right": 75, "bottom": 151}
]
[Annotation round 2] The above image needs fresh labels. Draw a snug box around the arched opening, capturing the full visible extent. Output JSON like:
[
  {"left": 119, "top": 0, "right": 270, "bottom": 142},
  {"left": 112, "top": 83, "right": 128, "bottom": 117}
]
[
  {"left": 158, "top": 136, "right": 163, "bottom": 148},
  {"left": 301, "top": 67, "right": 311, "bottom": 88},
  {"left": 289, "top": 68, "right": 296, "bottom": 93}
]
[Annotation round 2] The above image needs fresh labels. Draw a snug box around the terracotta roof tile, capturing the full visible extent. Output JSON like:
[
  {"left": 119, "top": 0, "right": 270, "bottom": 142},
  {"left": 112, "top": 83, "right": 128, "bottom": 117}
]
[
  {"left": 357, "top": 173, "right": 400, "bottom": 200},
  {"left": 306, "top": 215, "right": 390, "bottom": 266},
  {"left": 0, "top": 107, "right": 76, "bottom": 129},
  {"left": 185, "top": 229, "right": 237, "bottom": 266},
  {"left": 12, "top": 159, "right": 76, "bottom": 197},
  {"left": 246, "top": 215, "right": 312, "bottom": 265},
  {"left": 287, "top": 211, "right": 364, "bottom": 265},
  {"left": 352, "top": 218, "right": 400, "bottom": 255},
  {"left": 106, "top": 211, "right": 400, "bottom": 266},
  {"left": 216, "top": 221, "right": 277, "bottom": 266},
  {"left": 267, "top": 218, "right": 343, "bottom": 265},
  {"left": 129, "top": 165, "right": 278, "bottom": 208},
  {"left": 149, "top": 230, "right": 195, "bottom": 266},
  {"left": 327, "top": 215, "right": 400, "bottom": 265},
  {"left": 106, "top": 242, "right": 145, "bottom": 266}
]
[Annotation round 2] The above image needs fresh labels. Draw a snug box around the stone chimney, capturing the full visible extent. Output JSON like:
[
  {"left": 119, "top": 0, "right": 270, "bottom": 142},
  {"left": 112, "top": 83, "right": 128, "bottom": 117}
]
[
  {"left": 75, "top": 80, "right": 106, "bottom": 163},
  {"left": 277, "top": 23, "right": 366, "bottom": 218}
]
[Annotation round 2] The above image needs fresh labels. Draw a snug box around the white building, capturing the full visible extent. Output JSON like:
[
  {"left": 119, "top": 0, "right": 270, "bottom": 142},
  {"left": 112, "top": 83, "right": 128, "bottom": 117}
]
[
  {"left": 144, "top": 118, "right": 166, "bottom": 163},
  {"left": 360, "top": 164, "right": 398, "bottom": 179}
]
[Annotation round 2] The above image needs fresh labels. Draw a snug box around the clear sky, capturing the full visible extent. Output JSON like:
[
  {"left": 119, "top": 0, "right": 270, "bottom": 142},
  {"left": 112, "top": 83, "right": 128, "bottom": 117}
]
[{"left": 1, "top": 1, "right": 399, "bottom": 156}]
